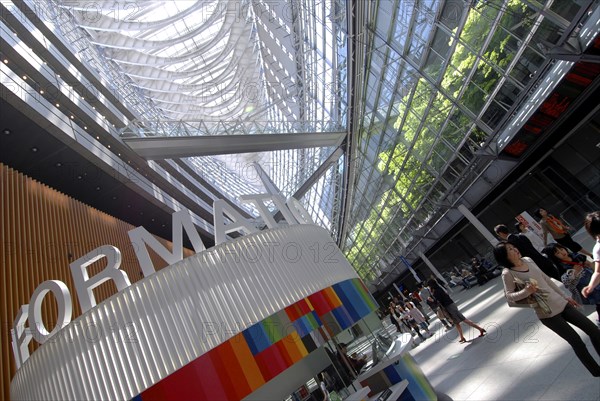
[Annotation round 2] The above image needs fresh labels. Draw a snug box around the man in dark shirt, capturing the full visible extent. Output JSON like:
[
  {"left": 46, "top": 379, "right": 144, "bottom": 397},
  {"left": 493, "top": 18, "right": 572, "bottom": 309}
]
[{"left": 494, "top": 224, "right": 560, "bottom": 280}]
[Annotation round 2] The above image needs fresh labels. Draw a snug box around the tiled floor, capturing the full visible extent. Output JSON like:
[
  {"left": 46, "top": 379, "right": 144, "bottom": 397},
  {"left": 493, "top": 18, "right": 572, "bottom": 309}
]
[{"left": 408, "top": 277, "right": 600, "bottom": 401}]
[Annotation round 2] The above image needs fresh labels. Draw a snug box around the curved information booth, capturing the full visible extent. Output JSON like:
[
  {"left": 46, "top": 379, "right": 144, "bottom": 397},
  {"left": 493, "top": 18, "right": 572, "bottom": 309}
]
[{"left": 11, "top": 224, "right": 437, "bottom": 401}]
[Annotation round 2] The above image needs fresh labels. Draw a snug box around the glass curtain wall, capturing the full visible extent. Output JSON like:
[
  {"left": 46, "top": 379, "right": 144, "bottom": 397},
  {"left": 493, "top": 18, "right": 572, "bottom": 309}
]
[{"left": 343, "top": 0, "right": 593, "bottom": 282}]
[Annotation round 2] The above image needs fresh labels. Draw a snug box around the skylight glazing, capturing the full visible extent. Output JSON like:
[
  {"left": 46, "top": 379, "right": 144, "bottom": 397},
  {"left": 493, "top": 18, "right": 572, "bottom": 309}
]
[
  {"left": 50, "top": 0, "right": 348, "bottom": 236},
  {"left": 55, "top": 0, "right": 347, "bottom": 130}
]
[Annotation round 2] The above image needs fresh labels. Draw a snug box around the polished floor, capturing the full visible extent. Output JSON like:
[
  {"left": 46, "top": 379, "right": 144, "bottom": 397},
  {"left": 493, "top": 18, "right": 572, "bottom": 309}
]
[{"left": 408, "top": 276, "right": 600, "bottom": 401}]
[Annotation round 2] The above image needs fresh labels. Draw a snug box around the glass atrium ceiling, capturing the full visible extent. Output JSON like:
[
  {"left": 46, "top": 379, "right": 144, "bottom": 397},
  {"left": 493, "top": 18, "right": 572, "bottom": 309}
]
[
  {"left": 53, "top": 0, "right": 347, "bottom": 229},
  {"left": 48, "top": 0, "right": 600, "bottom": 286},
  {"left": 59, "top": 0, "right": 347, "bottom": 125}
]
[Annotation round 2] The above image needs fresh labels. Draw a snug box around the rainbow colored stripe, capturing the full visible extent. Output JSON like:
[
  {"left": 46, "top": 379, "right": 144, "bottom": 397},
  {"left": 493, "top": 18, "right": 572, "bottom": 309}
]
[{"left": 134, "top": 278, "right": 377, "bottom": 400}]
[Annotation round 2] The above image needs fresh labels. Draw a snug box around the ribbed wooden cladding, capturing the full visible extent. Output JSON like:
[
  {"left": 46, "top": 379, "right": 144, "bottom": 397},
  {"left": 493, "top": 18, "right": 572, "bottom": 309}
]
[{"left": 1, "top": 163, "right": 193, "bottom": 401}]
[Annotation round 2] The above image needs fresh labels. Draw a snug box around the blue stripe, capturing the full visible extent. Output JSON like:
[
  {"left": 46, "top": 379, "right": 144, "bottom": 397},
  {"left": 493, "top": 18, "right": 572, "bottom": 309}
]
[
  {"left": 332, "top": 307, "right": 352, "bottom": 329},
  {"left": 243, "top": 322, "right": 271, "bottom": 355},
  {"left": 333, "top": 282, "right": 360, "bottom": 321},
  {"left": 343, "top": 280, "right": 371, "bottom": 318}
]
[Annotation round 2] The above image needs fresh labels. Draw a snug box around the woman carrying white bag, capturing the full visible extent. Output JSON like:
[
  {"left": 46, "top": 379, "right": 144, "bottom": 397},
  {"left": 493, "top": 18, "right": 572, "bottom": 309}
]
[{"left": 493, "top": 241, "right": 600, "bottom": 377}]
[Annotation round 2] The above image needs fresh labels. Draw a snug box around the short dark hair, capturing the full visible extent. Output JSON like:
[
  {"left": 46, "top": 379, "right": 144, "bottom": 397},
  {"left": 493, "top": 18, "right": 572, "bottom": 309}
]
[
  {"left": 584, "top": 211, "right": 600, "bottom": 238},
  {"left": 533, "top": 208, "right": 544, "bottom": 219},
  {"left": 427, "top": 278, "right": 440, "bottom": 289},
  {"left": 493, "top": 241, "right": 514, "bottom": 268},
  {"left": 494, "top": 224, "right": 509, "bottom": 235},
  {"left": 514, "top": 221, "right": 523, "bottom": 233}
]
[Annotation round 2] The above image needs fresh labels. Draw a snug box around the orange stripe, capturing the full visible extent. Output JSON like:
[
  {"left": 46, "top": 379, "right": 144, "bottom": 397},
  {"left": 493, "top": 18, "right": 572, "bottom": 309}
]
[
  {"left": 281, "top": 332, "right": 306, "bottom": 362},
  {"left": 304, "top": 297, "right": 314, "bottom": 312},
  {"left": 214, "top": 341, "right": 252, "bottom": 400},
  {"left": 324, "top": 287, "right": 342, "bottom": 307},
  {"left": 229, "top": 333, "right": 265, "bottom": 391}
]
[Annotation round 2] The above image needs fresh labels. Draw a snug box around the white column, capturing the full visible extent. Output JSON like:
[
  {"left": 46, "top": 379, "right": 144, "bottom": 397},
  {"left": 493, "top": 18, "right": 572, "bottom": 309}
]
[
  {"left": 392, "top": 283, "right": 408, "bottom": 300},
  {"left": 458, "top": 204, "right": 499, "bottom": 245},
  {"left": 400, "top": 256, "right": 422, "bottom": 283}
]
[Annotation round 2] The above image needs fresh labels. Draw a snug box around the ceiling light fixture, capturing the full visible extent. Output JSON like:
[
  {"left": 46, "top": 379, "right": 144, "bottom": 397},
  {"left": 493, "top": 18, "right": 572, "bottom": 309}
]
[
  {"left": 2, "top": 129, "right": 10, "bottom": 135},
  {"left": 31, "top": 147, "right": 38, "bottom": 152}
]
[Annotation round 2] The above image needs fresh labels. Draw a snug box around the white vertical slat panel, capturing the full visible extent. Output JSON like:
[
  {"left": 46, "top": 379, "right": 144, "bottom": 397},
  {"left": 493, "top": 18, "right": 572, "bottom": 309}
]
[{"left": 11, "top": 224, "right": 359, "bottom": 401}]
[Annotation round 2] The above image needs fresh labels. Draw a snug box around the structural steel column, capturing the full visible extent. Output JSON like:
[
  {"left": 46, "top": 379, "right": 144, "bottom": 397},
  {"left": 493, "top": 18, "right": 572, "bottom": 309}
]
[
  {"left": 457, "top": 204, "right": 499, "bottom": 246},
  {"left": 400, "top": 256, "right": 422, "bottom": 283},
  {"left": 392, "top": 283, "right": 408, "bottom": 300}
]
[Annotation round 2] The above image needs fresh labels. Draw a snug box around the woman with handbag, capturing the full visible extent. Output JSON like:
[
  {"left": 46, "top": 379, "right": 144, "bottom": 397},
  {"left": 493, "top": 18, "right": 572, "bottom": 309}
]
[
  {"left": 494, "top": 241, "right": 600, "bottom": 376},
  {"left": 426, "top": 279, "right": 486, "bottom": 343}
]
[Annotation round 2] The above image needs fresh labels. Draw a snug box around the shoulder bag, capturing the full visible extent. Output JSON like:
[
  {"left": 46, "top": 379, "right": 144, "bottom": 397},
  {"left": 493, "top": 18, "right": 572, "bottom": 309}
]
[{"left": 505, "top": 269, "right": 538, "bottom": 308}]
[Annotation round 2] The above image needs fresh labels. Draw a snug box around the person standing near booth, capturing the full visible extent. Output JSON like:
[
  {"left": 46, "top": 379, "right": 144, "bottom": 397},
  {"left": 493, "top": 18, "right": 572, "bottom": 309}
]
[{"left": 535, "top": 208, "right": 592, "bottom": 258}]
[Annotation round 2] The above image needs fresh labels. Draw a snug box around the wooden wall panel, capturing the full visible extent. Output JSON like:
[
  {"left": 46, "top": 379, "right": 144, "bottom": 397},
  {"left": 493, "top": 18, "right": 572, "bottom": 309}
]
[{"left": 0, "top": 163, "right": 195, "bottom": 401}]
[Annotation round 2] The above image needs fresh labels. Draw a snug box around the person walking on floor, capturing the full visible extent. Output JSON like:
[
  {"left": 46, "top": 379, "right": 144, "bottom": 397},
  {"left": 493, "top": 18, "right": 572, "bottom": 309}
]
[
  {"left": 397, "top": 304, "right": 426, "bottom": 342},
  {"left": 426, "top": 296, "right": 454, "bottom": 330},
  {"left": 405, "top": 301, "right": 432, "bottom": 337},
  {"left": 388, "top": 304, "right": 402, "bottom": 333},
  {"left": 418, "top": 284, "right": 432, "bottom": 311},
  {"left": 495, "top": 224, "right": 560, "bottom": 280},
  {"left": 426, "top": 279, "right": 486, "bottom": 343},
  {"left": 493, "top": 241, "right": 600, "bottom": 376},
  {"left": 409, "top": 291, "right": 429, "bottom": 322},
  {"left": 582, "top": 211, "right": 600, "bottom": 301},
  {"left": 534, "top": 208, "right": 592, "bottom": 258}
]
